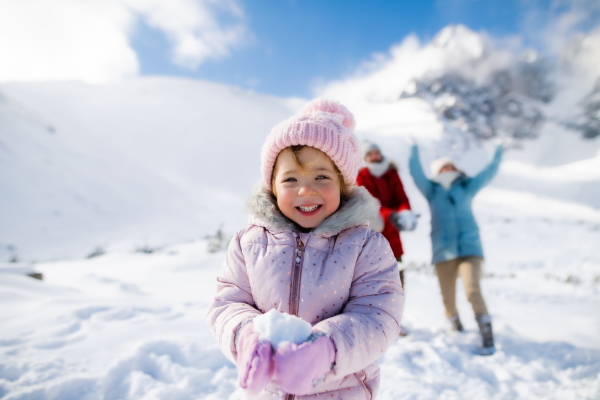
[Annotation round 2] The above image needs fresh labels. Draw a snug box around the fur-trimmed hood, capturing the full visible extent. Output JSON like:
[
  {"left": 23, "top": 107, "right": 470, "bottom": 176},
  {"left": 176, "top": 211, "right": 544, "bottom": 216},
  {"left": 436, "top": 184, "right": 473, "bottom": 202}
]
[{"left": 246, "top": 184, "right": 381, "bottom": 237}]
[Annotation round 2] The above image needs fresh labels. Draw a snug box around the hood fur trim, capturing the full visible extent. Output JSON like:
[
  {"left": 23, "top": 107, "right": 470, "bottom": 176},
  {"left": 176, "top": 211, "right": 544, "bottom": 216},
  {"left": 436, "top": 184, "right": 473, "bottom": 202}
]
[{"left": 246, "top": 184, "right": 380, "bottom": 236}]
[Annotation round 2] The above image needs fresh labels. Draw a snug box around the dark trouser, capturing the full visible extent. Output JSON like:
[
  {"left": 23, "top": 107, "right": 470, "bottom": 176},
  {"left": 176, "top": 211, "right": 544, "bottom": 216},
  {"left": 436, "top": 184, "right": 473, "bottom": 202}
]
[
  {"left": 399, "top": 270, "right": 404, "bottom": 288},
  {"left": 396, "top": 256, "right": 407, "bottom": 335},
  {"left": 396, "top": 257, "right": 404, "bottom": 289}
]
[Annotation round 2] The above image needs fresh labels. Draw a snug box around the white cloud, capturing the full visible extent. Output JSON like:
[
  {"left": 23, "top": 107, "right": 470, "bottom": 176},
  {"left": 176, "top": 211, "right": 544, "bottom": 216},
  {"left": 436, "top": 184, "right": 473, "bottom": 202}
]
[
  {"left": 0, "top": 0, "right": 247, "bottom": 84},
  {"left": 125, "top": 0, "right": 247, "bottom": 70}
]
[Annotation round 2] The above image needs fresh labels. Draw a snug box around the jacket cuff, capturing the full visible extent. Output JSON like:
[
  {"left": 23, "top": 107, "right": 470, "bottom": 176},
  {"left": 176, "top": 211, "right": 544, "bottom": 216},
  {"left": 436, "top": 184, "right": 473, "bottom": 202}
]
[{"left": 234, "top": 317, "right": 255, "bottom": 350}]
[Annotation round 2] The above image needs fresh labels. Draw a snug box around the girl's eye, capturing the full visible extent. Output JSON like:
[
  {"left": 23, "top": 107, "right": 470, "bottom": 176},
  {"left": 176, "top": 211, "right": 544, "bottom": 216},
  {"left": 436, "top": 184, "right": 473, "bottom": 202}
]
[
  {"left": 283, "top": 177, "right": 297, "bottom": 182},
  {"left": 316, "top": 175, "right": 330, "bottom": 180}
]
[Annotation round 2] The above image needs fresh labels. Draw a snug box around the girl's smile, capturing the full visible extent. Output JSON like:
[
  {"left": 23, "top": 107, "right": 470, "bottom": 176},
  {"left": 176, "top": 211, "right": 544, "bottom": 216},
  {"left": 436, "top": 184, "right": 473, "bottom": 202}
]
[
  {"left": 297, "top": 204, "right": 322, "bottom": 215},
  {"left": 273, "top": 147, "right": 341, "bottom": 228}
]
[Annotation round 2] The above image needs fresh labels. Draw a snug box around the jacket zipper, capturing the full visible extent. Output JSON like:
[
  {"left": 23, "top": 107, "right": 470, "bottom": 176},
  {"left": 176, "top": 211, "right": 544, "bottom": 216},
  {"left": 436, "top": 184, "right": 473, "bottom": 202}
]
[
  {"left": 289, "top": 236, "right": 304, "bottom": 317},
  {"left": 285, "top": 236, "right": 304, "bottom": 400},
  {"left": 354, "top": 370, "right": 373, "bottom": 400}
]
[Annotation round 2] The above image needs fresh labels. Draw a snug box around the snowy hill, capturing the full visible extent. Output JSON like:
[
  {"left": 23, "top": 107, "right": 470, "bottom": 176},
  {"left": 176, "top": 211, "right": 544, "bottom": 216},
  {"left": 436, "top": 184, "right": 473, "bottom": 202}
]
[
  {"left": 0, "top": 78, "right": 303, "bottom": 261},
  {"left": 2, "top": 24, "right": 600, "bottom": 262},
  {"left": 2, "top": 77, "right": 599, "bottom": 262}
]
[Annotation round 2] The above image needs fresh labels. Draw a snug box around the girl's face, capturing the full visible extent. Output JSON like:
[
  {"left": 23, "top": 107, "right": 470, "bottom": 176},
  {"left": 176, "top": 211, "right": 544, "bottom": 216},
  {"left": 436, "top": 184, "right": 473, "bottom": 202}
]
[{"left": 273, "top": 147, "right": 341, "bottom": 228}]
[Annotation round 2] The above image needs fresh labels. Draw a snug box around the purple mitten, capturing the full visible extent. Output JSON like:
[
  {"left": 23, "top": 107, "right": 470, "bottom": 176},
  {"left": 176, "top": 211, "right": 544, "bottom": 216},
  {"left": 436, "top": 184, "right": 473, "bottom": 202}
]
[
  {"left": 236, "top": 322, "right": 274, "bottom": 394},
  {"left": 274, "top": 335, "right": 336, "bottom": 395}
]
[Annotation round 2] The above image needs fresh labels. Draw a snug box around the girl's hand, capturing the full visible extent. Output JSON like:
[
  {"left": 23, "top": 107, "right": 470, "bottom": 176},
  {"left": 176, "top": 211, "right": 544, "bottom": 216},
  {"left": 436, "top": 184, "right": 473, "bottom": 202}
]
[
  {"left": 274, "top": 335, "right": 336, "bottom": 395},
  {"left": 236, "top": 322, "right": 274, "bottom": 394}
]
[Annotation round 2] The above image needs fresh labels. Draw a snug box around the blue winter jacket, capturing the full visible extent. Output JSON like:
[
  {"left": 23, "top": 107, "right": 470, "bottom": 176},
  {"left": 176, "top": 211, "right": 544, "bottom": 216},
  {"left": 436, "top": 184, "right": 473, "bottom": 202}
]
[{"left": 409, "top": 145, "right": 503, "bottom": 264}]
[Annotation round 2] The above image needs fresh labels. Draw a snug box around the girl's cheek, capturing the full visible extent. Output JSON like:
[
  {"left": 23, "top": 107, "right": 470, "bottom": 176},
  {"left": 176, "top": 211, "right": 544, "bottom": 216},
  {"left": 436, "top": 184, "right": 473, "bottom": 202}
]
[
  {"left": 321, "top": 181, "right": 340, "bottom": 193},
  {"left": 321, "top": 185, "right": 341, "bottom": 204},
  {"left": 277, "top": 190, "right": 293, "bottom": 205}
]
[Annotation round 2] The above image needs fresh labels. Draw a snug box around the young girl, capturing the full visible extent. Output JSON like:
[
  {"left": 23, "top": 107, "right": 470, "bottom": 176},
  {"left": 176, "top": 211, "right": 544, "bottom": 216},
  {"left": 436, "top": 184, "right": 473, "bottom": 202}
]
[{"left": 206, "top": 99, "right": 404, "bottom": 399}]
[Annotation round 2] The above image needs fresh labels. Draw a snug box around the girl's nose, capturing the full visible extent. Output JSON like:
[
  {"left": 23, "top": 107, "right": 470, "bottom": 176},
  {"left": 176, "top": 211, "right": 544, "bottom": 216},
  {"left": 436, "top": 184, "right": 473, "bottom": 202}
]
[{"left": 298, "top": 184, "right": 316, "bottom": 196}]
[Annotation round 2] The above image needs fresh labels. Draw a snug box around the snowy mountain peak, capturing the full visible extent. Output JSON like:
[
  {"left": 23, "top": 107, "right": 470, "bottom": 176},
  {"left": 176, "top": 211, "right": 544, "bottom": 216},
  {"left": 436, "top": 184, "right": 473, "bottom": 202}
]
[
  {"left": 430, "top": 25, "right": 486, "bottom": 59},
  {"left": 319, "top": 23, "right": 600, "bottom": 153}
]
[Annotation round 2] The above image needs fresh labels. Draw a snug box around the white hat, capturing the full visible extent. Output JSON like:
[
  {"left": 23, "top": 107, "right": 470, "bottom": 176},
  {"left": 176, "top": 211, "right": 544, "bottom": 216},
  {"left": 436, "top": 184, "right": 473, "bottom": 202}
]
[
  {"left": 430, "top": 156, "right": 456, "bottom": 176},
  {"left": 361, "top": 140, "right": 381, "bottom": 159}
]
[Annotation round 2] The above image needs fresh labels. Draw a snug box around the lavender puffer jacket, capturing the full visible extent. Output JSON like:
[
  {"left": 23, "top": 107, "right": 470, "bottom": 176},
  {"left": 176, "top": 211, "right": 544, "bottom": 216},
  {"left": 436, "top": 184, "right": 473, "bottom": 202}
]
[{"left": 206, "top": 186, "right": 404, "bottom": 400}]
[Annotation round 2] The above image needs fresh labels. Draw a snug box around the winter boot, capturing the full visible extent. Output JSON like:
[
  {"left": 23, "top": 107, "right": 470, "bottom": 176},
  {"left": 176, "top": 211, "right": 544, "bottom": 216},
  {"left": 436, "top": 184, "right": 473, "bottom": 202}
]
[
  {"left": 398, "top": 325, "right": 409, "bottom": 337},
  {"left": 448, "top": 315, "right": 463, "bottom": 332},
  {"left": 476, "top": 314, "right": 495, "bottom": 355}
]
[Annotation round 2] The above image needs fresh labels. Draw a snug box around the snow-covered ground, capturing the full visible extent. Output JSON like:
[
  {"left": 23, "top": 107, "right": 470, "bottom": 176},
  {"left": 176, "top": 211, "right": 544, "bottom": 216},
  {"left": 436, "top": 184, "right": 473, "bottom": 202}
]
[
  {"left": 1, "top": 205, "right": 599, "bottom": 399},
  {"left": 2, "top": 131, "right": 600, "bottom": 398},
  {"left": 2, "top": 25, "right": 600, "bottom": 400}
]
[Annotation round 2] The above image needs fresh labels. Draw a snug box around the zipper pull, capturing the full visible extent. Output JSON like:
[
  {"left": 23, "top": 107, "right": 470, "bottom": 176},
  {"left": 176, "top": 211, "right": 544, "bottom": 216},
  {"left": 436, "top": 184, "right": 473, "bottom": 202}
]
[{"left": 296, "top": 238, "right": 304, "bottom": 263}]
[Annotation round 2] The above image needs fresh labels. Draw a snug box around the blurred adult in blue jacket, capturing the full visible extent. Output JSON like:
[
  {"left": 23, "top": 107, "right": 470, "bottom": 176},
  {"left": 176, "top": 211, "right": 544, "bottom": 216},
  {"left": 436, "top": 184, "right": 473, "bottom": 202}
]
[{"left": 409, "top": 139, "right": 503, "bottom": 355}]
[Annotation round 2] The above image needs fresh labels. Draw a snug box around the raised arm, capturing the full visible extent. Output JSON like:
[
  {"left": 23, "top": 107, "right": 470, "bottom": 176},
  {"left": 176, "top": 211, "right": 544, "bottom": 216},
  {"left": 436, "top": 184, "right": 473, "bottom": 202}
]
[
  {"left": 311, "top": 231, "right": 403, "bottom": 378},
  {"left": 466, "top": 145, "right": 503, "bottom": 194},
  {"left": 206, "top": 230, "right": 262, "bottom": 364},
  {"left": 408, "top": 145, "right": 434, "bottom": 199}
]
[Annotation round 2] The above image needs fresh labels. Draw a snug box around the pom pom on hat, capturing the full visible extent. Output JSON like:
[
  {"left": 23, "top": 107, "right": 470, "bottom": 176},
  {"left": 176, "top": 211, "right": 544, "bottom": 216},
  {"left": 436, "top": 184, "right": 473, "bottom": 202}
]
[
  {"left": 299, "top": 98, "right": 356, "bottom": 130},
  {"left": 260, "top": 98, "right": 362, "bottom": 190}
]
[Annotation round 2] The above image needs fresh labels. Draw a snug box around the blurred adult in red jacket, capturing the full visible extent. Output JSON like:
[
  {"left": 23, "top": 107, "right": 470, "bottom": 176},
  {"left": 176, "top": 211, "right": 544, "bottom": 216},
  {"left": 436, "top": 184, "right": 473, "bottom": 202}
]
[{"left": 356, "top": 141, "right": 417, "bottom": 290}]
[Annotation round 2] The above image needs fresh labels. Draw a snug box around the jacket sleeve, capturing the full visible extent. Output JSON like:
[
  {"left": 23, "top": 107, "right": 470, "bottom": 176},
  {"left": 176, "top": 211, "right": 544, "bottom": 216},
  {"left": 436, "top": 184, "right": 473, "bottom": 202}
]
[
  {"left": 380, "top": 173, "right": 412, "bottom": 230},
  {"left": 357, "top": 169, "right": 409, "bottom": 226},
  {"left": 466, "top": 145, "right": 503, "bottom": 194},
  {"left": 379, "top": 205, "right": 396, "bottom": 227},
  {"left": 357, "top": 171, "right": 393, "bottom": 224},
  {"left": 205, "top": 230, "right": 262, "bottom": 364},
  {"left": 355, "top": 173, "right": 369, "bottom": 197},
  {"left": 312, "top": 231, "right": 403, "bottom": 379},
  {"left": 408, "top": 145, "right": 434, "bottom": 199},
  {"left": 391, "top": 172, "right": 411, "bottom": 213}
]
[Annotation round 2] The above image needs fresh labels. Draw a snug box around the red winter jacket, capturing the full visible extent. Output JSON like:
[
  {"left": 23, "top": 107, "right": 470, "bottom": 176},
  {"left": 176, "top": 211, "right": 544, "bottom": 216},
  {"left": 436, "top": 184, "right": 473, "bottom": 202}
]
[{"left": 356, "top": 164, "right": 411, "bottom": 258}]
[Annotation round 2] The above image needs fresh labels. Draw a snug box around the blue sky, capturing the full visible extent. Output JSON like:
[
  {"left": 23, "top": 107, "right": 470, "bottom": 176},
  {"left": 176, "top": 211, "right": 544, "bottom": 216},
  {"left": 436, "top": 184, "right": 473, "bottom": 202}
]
[
  {"left": 131, "top": 0, "right": 555, "bottom": 97},
  {"left": 2, "top": 0, "right": 596, "bottom": 94}
]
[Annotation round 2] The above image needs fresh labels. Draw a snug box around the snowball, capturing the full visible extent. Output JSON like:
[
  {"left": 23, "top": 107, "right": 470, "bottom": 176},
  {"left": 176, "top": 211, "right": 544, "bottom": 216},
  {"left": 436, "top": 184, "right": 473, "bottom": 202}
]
[{"left": 253, "top": 309, "right": 312, "bottom": 348}]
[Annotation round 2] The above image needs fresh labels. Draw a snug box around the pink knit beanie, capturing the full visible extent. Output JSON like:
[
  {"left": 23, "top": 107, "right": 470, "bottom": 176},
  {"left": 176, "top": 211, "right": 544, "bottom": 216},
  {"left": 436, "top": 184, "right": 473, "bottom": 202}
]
[{"left": 261, "top": 98, "right": 361, "bottom": 190}]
